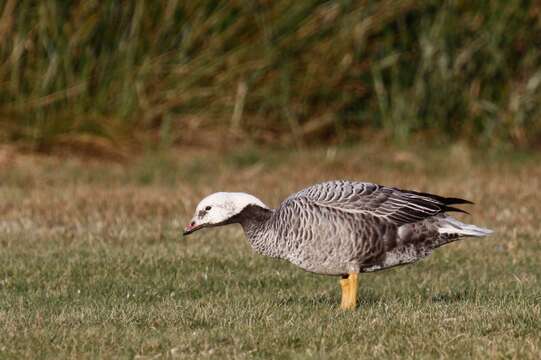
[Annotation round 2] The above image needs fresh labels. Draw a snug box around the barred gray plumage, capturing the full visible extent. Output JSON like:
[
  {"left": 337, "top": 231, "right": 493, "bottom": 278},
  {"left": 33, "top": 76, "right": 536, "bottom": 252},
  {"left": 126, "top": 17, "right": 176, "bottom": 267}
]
[{"left": 184, "top": 180, "right": 493, "bottom": 309}]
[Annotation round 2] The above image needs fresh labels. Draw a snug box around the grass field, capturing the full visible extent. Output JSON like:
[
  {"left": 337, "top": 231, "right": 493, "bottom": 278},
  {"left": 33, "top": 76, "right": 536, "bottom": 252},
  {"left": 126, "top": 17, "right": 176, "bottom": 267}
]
[{"left": 0, "top": 143, "right": 540, "bottom": 359}]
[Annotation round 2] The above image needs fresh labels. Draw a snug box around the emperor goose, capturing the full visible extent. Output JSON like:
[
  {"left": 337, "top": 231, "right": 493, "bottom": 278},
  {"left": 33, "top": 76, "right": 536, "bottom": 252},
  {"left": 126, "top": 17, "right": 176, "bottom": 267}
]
[{"left": 184, "top": 180, "right": 492, "bottom": 309}]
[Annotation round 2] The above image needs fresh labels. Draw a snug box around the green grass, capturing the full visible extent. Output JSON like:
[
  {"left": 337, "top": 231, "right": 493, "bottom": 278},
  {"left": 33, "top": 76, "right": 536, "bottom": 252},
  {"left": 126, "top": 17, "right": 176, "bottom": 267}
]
[{"left": 0, "top": 144, "right": 540, "bottom": 358}]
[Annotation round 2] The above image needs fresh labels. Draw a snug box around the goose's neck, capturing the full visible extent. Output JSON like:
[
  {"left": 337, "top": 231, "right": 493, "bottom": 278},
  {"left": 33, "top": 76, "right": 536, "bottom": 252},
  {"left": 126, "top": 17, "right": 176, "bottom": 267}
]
[{"left": 233, "top": 205, "right": 282, "bottom": 258}]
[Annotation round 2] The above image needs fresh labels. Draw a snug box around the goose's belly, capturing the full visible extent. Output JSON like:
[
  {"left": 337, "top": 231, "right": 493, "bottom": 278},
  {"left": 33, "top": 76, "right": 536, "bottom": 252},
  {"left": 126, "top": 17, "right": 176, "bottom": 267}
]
[
  {"left": 287, "top": 256, "right": 358, "bottom": 276},
  {"left": 285, "top": 218, "right": 446, "bottom": 275},
  {"left": 282, "top": 212, "right": 397, "bottom": 276}
]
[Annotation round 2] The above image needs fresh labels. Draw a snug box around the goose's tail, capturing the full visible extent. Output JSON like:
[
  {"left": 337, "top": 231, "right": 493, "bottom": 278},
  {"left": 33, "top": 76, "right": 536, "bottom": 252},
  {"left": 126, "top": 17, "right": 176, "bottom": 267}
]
[{"left": 437, "top": 216, "right": 493, "bottom": 237}]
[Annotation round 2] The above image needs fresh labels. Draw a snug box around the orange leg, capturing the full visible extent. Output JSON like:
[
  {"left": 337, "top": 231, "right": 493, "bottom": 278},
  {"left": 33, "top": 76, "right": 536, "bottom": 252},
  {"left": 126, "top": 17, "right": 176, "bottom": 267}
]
[{"left": 339, "top": 273, "right": 359, "bottom": 310}]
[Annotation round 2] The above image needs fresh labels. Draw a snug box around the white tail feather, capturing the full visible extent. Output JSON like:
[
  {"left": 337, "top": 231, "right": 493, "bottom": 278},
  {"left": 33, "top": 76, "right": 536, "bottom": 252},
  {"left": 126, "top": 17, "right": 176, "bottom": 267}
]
[{"left": 438, "top": 217, "right": 493, "bottom": 237}]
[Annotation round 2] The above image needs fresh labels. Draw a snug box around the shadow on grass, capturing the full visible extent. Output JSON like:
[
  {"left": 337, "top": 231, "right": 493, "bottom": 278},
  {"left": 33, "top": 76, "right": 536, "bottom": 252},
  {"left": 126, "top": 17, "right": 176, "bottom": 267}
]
[
  {"left": 272, "top": 290, "right": 383, "bottom": 308},
  {"left": 429, "top": 289, "right": 473, "bottom": 304},
  {"left": 273, "top": 294, "right": 335, "bottom": 307}
]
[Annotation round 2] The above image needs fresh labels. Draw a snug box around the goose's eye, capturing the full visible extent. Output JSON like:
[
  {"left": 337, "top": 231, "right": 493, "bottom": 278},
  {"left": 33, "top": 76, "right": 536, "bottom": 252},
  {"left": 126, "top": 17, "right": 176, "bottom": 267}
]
[{"left": 205, "top": 206, "right": 212, "bottom": 211}]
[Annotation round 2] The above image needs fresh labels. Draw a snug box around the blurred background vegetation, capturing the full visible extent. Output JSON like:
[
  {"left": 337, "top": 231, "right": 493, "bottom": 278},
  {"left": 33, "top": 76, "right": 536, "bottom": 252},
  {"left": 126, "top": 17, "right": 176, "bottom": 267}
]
[{"left": 0, "top": 0, "right": 540, "bottom": 152}]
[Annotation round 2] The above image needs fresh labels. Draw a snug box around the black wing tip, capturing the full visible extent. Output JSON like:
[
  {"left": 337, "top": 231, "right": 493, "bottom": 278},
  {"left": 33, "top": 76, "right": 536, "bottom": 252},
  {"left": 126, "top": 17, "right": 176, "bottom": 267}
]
[
  {"left": 442, "top": 197, "right": 474, "bottom": 205},
  {"left": 397, "top": 188, "right": 474, "bottom": 205},
  {"left": 443, "top": 205, "right": 471, "bottom": 215}
]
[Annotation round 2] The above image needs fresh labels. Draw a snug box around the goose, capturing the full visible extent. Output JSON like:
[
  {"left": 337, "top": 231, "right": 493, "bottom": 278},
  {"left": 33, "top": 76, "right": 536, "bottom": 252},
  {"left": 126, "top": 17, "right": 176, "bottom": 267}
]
[{"left": 183, "top": 180, "right": 492, "bottom": 310}]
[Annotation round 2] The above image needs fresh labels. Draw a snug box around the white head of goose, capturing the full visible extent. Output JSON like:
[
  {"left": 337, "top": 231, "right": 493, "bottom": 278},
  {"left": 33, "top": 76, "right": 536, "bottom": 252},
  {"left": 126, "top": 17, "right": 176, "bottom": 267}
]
[
  {"left": 184, "top": 181, "right": 493, "bottom": 310},
  {"left": 184, "top": 192, "right": 269, "bottom": 235}
]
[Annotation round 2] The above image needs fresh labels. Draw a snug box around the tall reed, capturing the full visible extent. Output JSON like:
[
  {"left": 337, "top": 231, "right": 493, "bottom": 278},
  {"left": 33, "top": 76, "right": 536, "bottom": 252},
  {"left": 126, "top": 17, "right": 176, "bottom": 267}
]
[{"left": 0, "top": 0, "right": 539, "bottom": 148}]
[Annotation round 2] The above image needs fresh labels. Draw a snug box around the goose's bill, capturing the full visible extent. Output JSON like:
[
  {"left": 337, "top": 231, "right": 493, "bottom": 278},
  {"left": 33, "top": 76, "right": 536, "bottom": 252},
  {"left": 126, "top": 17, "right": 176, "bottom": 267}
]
[{"left": 183, "top": 222, "right": 205, "bottom": 236}]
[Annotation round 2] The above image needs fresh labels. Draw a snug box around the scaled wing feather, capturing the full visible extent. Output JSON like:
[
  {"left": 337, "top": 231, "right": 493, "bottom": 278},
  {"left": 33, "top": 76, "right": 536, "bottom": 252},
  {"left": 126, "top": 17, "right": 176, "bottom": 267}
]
[{"left": 287, "top": 181, "right": 469, "bottom": 226}]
